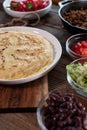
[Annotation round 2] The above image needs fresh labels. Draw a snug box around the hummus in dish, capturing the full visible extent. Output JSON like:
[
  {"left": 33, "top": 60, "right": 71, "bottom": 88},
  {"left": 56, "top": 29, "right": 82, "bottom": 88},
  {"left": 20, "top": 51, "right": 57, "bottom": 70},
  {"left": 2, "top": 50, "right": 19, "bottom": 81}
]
[{"left": 0, "top": 30, "right": 53, "bottom": 80}]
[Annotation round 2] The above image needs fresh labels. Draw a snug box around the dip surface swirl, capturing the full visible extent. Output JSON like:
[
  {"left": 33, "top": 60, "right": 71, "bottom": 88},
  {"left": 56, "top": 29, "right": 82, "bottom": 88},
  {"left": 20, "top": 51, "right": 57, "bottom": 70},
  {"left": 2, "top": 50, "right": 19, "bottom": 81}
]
[{"left": 0, "top": 30, "right": 53, "bottom": 80}]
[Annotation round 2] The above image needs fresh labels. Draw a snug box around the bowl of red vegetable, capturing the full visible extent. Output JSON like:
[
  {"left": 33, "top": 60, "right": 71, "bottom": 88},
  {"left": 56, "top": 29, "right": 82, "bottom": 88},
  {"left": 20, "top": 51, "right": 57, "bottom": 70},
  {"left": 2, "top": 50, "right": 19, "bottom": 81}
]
[
  {"left": 3, "top": 0, "right": 52, "bottom": 18},
  {"left": 37, "top": 86, "right": 87, "bottom": 130},
  {"left": 66, "top": 33, "right": 87, "bottom": 60}
]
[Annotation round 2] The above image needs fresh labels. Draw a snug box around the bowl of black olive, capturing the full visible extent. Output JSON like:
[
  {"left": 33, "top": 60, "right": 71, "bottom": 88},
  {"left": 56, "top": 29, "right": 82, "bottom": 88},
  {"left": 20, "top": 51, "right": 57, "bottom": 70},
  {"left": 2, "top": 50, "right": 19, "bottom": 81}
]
[
  {"left": 58, "top": 0, "right": 87, "bottom": 34},
  {"left": 37, "top": 86, "right": 87, "bottom": 130}
]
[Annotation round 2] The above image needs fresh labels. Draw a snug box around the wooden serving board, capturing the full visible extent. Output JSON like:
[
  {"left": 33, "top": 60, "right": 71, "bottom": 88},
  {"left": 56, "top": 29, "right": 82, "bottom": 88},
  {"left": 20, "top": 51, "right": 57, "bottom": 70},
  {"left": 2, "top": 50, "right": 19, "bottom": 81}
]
[{"left": 0, "top": 75, "right": 48, "bottom": 113}]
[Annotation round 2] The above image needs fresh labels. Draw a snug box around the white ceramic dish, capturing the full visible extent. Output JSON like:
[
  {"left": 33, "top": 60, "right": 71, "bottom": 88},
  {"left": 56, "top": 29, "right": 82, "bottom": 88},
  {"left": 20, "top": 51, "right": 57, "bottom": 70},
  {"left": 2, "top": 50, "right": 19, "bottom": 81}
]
[
  {"left": 0, "top": 26, "right": 62, "bottom": 84},
  {"left": 3, "top": 0, "right": 52, "bottom": 18}
]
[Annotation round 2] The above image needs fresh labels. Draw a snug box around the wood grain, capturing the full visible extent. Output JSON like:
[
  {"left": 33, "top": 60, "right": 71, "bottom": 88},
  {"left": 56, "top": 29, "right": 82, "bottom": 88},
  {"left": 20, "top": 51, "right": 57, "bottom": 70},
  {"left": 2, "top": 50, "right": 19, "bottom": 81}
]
[{"left": 0, "top": 75, "right": 48, "bottom": 112}]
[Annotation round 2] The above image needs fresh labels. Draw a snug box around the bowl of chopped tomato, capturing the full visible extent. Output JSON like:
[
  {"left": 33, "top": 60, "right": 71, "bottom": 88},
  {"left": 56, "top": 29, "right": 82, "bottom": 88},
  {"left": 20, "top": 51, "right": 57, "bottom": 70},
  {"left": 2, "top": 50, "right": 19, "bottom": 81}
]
[
  {"left": 66, "top": 33, "right": 87, "bottom": 60},
  {"left": 3, "top": 0, "right": 52, "bottom": 18}
]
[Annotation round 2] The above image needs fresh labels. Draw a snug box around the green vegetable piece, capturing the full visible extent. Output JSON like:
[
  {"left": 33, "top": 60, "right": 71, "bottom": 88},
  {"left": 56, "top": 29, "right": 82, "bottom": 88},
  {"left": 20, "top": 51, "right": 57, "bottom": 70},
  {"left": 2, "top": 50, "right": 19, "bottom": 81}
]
[
  {"left": 11, "top": 3, "right": 18, "bottom": 8},
  {"left": 27, "top": 3, "right": 33, "bottom": 10}
]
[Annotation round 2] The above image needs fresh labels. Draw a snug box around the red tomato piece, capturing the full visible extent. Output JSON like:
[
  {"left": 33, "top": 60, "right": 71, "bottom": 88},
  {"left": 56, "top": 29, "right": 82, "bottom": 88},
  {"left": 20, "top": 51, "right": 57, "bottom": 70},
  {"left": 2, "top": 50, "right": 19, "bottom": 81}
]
[
  {"left": 80, "top": 47, "right": 84, "bottom": 54},
  {"left": 81, "top": 41, "right": 87, "bottom": 48},
  {"left": 77, "top": 42, "right": 82, "bottom": 47},
  {"left": 32, "top": 0, "right": 39, "bottom": 10},
  {"left": 23, "top": 0, "right": 35, "bottom": 11},
  {"left": 17, "top": 2, "right": 25, "bottom": 11},
  {"left": 71, "top": 40, "right": 87, "bottom": 56},
  {"left": 81, "top": 49, "right": 87, "bottom": 56},
  {"left": 10, "top": 0, "right": 25, "bottom": 11},
  {"left": 10, "top": 1, "right": 18, "bottom": 11},
  {"left": 38, "top": 0, "right": 50, "bottom": 10}
]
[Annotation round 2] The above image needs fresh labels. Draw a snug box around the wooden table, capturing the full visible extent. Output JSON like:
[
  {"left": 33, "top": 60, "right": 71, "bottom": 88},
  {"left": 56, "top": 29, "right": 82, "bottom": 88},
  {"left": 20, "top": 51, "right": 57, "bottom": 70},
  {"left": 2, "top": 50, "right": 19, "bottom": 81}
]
[{"left": 0, "top": 1, "right": 85, "bottom": 130}]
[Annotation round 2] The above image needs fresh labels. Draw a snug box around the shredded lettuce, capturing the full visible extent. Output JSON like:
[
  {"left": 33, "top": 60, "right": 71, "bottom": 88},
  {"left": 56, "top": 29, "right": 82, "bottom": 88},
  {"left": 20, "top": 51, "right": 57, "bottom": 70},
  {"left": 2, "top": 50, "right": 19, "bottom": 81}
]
[{"left": 66, "top": 63, "right": 87, "bottom": 88}]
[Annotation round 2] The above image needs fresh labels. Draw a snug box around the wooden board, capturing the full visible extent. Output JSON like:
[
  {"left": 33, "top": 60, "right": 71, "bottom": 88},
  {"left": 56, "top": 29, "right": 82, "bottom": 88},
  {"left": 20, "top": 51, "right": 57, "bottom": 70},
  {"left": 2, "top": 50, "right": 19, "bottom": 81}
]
[{"left": 0, "top": 75, "right": 48, "bottom": 113}]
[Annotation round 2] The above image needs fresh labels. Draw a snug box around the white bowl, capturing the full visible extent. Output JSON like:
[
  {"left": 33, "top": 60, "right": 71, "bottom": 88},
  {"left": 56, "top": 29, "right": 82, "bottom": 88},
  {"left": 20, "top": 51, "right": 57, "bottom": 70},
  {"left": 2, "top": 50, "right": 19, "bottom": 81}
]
[
  {"left": 0, "top": 26, "right": 62, "bottom": 84},
  {"left": 3, "top": 0, "right": 52, "bottom": 18}
]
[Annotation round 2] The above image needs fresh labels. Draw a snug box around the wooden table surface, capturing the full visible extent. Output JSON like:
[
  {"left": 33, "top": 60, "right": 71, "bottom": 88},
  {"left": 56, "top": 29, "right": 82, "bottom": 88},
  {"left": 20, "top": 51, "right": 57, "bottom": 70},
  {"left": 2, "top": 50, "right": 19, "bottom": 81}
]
[{"left": 0, "top": 1, "right": 86, "bottom": 130}]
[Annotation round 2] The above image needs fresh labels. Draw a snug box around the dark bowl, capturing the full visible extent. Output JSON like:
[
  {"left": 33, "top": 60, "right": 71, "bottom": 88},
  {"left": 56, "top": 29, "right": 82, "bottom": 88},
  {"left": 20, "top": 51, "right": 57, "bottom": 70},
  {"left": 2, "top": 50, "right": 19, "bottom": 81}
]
[{"left": 58, "top": 0, "right": 87, "bottom": 34}]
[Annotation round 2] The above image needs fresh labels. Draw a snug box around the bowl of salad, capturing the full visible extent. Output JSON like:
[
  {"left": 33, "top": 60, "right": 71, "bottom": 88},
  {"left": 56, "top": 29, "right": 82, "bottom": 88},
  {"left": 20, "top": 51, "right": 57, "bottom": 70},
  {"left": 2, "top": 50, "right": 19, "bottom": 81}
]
[
  {"left": 66, "top": 33, "right": 87, "bottom": 60},
  {"left": 66, "top": 57, "right": 87, "bottom": 97},
  {"left": 37, "top": 86, "right": 87, "bottom": 130},
  {"left": 3, "top": 0, "right": 52, "bottom": 18}
]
